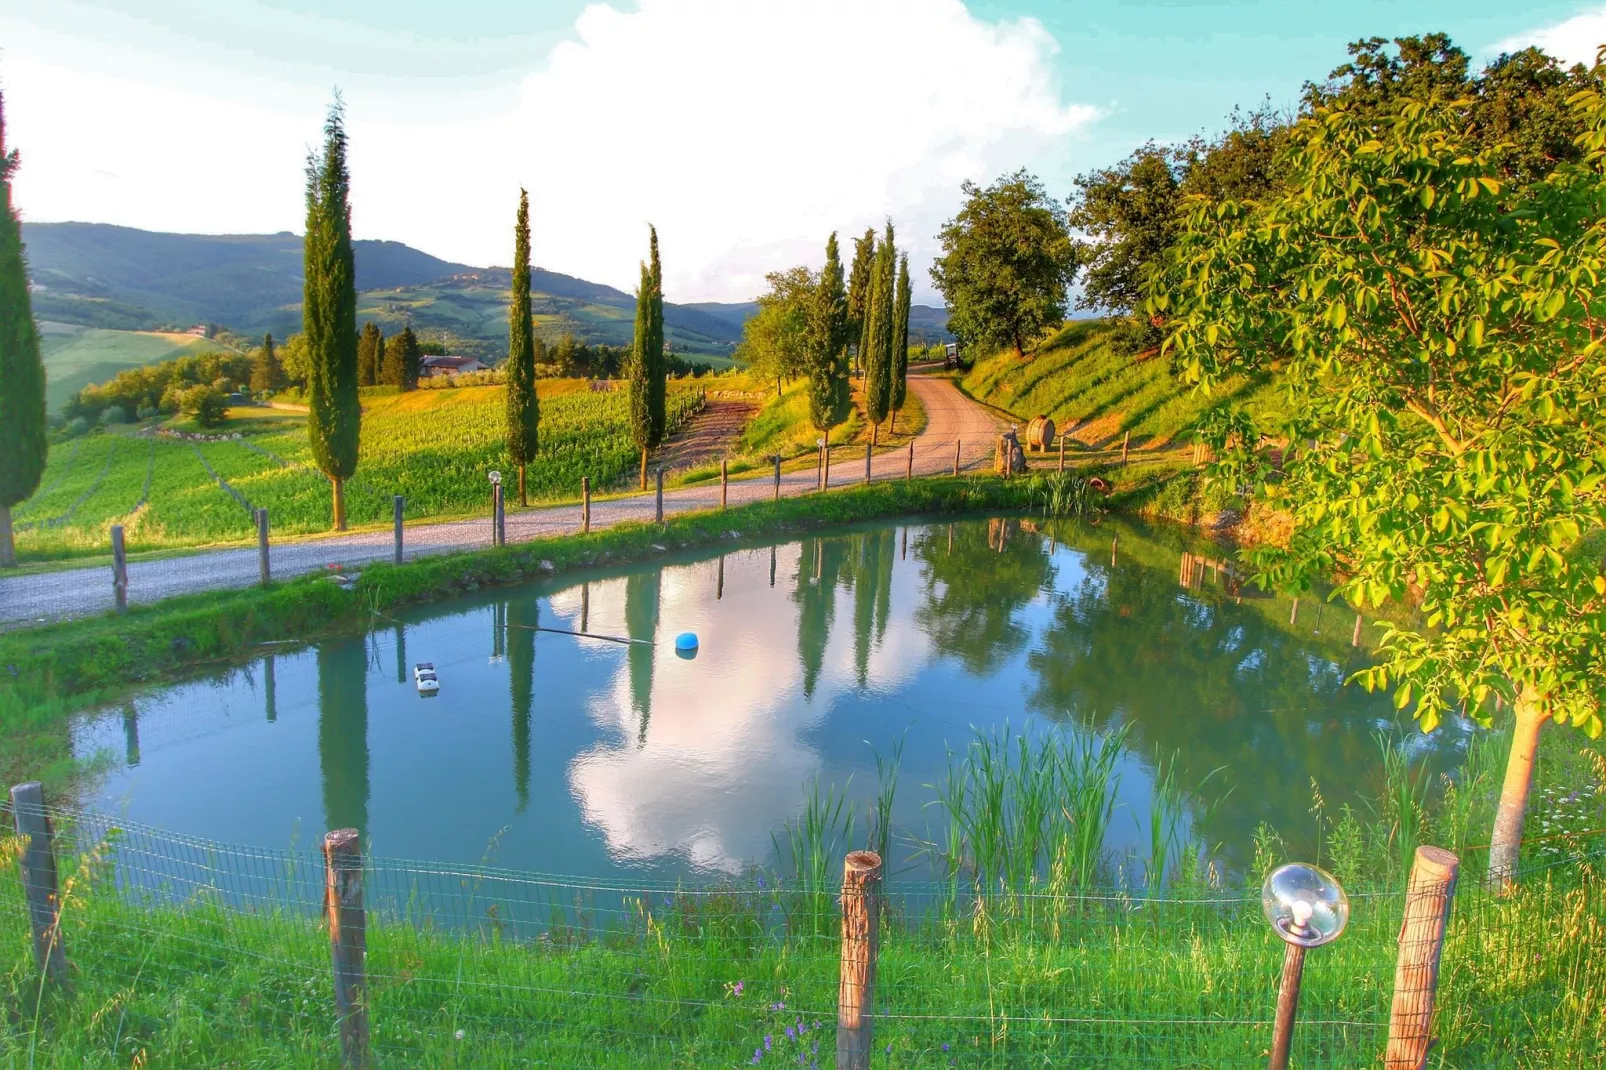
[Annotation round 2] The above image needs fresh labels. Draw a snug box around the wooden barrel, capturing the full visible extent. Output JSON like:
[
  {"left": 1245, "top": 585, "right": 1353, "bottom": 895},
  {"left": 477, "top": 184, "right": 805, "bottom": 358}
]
[{"left": 1025, "top": 415, "right": 1055, "bottom": 452}]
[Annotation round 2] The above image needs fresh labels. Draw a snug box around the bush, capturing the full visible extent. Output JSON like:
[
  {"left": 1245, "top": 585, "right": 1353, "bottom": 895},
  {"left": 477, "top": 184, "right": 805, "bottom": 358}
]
[
  {"left": 178, "top": 385, "right": 229, "bottom": 428},
  {"left": 136, "top": 405, "right": 159, "bottom": 421},
  {"left": 101, "top": 405, "right": 132, "bottom": 425}
]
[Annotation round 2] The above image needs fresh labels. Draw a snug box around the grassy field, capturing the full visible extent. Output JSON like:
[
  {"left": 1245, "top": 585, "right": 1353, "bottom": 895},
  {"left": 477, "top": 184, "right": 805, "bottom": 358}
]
[
  {"left": 38, "top": 323, "right": 234, "bottom": 412},
  {"left": 962, "top": 320, "right": 1284, "bottom": 451},
  {"left": 13, "top": 381, "right": 705, "bottom": 561}
]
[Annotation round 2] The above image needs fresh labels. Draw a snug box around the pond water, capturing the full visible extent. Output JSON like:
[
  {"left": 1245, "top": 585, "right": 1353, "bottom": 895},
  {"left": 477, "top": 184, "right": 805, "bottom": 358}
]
[{"left": 73, "top": 515, "right": 1469, "bottom": 883}]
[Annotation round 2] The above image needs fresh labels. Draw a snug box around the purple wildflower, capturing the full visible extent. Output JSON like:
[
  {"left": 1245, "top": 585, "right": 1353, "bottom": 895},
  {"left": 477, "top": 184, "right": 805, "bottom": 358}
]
[
  {"left": 770, "top": 1001, "right": 786, "bottom": 1011},
  {"left": 941, "top": 1043, "right": 950, "bottom": 1051},
  {"left": 785, "top": 1027, "right": 796, "bottom": 1041},
  {"left": 752, "top": 1050, "right": 762, "bottom": 1064},
  {"left": 733, "top": 981, "right": 745, "bottom": 997},
  {"left": 765, "top": 1035, "right": 773, "bottom": 1052}
]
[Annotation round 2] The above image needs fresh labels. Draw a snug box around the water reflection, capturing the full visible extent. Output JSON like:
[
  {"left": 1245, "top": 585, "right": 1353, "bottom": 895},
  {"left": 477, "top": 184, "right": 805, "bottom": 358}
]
[{"left": 72, "top": 516, "right": 1440, "bottom": 880}]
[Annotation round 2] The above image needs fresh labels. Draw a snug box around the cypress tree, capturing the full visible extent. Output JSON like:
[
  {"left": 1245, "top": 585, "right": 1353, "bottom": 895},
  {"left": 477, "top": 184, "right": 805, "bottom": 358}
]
[
  {"left": 506, "top": 188, "right": 540, "bottom": 506},
  {"left": 890, "top": 253, "right": 911, "bottom": 432},
  {"left": 807, "top": 232, "right": 849, "bottom": 434},
  {"left": 0, "top": 87, "right": 45, "bottom": 568},
  {"left": 378, "top": 332, "right": 402, "bottom": 386},
  {"left": 399, "top": 326, "right": 422, "bottom": 389},
  {"left": 304, "top": 97, "right": 361, "bottom": 531},
  {"left": 250, "top": 332, "right": 284, "bottom": 394},
  {"left": 629, "top": 258, "right": 654, "bottom": 489},
  {"left": 845, "top": 227, "right": 875, "bottom": 376},
  {"left": 647, "top": 226, "right": 667, "bottom": 445},
  {"left": 861, "top": 222, "right": 896, "bottom": 444},
  {"left": 357, "top": 322, "right": 382, "bottom": 387}
]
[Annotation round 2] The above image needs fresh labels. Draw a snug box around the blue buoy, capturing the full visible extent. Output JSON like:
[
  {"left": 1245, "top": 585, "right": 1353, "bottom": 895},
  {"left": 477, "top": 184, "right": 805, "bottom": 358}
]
[{"left": 674, "top": 632, "right": 699, "bottom": 660}]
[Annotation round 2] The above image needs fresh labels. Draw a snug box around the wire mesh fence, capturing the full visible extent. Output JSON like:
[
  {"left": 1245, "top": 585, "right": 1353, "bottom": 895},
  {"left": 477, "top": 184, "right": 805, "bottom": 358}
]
[
  {"left": 0, "top": 434, "right": 1147, "bottom": 629},
  {"left": 4, "top": 800, "right": 1602, "bottom": 1066}
]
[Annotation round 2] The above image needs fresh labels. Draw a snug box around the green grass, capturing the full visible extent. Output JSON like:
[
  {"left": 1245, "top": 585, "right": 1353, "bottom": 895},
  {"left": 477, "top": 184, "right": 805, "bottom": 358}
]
[
  {"left": 38, "top": 324, "right": 233, "bottom": 412},
  {"left": 962, "top": 320, "right": 1285, "bottom": 452},
  {"left": 13, "top": 381, "right": 706, "bottom": 562}
]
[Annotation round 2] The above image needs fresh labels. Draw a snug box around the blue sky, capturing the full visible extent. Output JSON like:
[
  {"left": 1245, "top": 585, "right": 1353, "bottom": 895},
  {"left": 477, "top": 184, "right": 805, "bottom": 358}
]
[{"left": 0, "top": 0, "right": 1596, "bottom": 301}]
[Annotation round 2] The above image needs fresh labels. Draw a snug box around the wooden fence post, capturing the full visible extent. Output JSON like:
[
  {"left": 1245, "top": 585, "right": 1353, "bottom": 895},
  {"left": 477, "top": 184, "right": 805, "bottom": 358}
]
[
  {"left": 953, "top": 439, "right": 961, "bottom": 477},
  {"left": 1058, "top": 434, "right": 1066, "bottom": 473},
  {"left": 492, "top": 483, "right": 505, "bottom": 547},
  {"left": 822, "top": 445, "right": 831, "bottom": 491},
  {"left": 324, "top": 829, "right": 370, "bottom": 1069},
  {"left": 581, "top": 476, "right": 591, "bottom": 535},
  {"left": 837, "top": 850, "right": 883, "bottom": 1070},
  {"left": 655, "top": 468, "right": 664, "bottom": 523},
  {"left": 773, "top": 455, "right": 782, "bottom": 501},
  {"left": 110, "top": 524, "right": 128, "bottom": 613},
  {"left": 1268, "top": 940, "right": 1307, "bottom": 1070},
  {"left": 9, "top": 782, "right": 69, "bottom": 993},
  {"left": 864, "top": 441, "right": 872, "bottom": 485},
  {"left": 906, "top": 439, "right": 914, "bottom": 481},
  {"left": 392, "top": 496, "right": 404, "bottom": 565},
  {"left": 720, "top": 460, "right": 728, "bottom": 509},
  {"left": 1122, "top": 431, "right": 1130, "bottom": 466},
  {"left": 256, "top": 508, "right": 271, "bottom": 586},
  {"left": 1385, "top": 846, "right": 1460, "bottom": 1069}
]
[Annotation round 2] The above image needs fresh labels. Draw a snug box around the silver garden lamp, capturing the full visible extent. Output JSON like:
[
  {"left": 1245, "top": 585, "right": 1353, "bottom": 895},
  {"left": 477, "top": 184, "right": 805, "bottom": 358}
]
[{"left": 1263, "top": 862, "right": 1348, "bottom": 1070}]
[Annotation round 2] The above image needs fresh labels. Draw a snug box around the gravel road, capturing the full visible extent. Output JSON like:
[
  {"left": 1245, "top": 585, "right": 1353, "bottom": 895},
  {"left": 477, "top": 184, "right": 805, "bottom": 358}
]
[{"left": 0, "top": 376, "right": 1003, "bottom": 627}]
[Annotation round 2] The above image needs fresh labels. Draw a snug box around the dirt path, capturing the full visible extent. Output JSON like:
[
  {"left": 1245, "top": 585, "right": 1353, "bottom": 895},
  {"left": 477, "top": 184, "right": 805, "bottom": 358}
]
[
  {"left": 0, "top": 375, "right": 1003, "bottom": 627},
  {"left": 652, "top": 395, "right": 759, "bottom": 473}
]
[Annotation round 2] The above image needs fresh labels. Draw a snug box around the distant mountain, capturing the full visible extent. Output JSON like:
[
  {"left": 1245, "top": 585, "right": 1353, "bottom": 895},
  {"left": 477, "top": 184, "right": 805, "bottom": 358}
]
[
  {"left": 686, "top": 299, "right": 953, "bottom": 343},
  {"left": 21, "top": 222, "right": 743, "bottom": 355}
]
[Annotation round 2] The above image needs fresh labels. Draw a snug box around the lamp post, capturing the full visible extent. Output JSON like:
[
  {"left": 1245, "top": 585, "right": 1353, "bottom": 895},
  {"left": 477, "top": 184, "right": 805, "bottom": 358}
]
[
  {"left": 488, "top": 470, "right": 504, "bottom": 547},
  {"left": 1263, "top": 862, "right": 1349, "bottom": 1070}
]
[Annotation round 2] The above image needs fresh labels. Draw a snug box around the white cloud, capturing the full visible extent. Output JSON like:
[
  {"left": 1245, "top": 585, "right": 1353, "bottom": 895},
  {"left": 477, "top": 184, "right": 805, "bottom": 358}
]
[
  {"left": 4, "top": 0, "right": 1098, "bottom": 302},
  {"left": 1495, "top": 6, "right": 1606, "bottom": 67}
]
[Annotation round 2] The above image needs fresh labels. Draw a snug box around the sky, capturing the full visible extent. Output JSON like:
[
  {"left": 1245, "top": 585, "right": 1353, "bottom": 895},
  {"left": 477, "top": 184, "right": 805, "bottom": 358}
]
[{"left": 1, "top": 0, "right": 1601, "bottom": 303}]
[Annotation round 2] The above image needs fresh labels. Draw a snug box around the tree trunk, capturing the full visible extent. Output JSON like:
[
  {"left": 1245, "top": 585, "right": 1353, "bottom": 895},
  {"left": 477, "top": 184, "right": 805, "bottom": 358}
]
[
  {"left": 0, "top": 504, "right": 13, "bottom": 567},
  {"left": 777, "top": 377, "right": 782, "bottom": 399},
  {"left": 640, "top": 448, "right": 648, "bottom": 491},
  {"left": 1013, "top": 334, "right": 1025, "bottom": 360},
  {"left": 1488, "top": 690, "right": 1547, "bottom": 888},
  {"left": 518, "top": 465, "right": 527, "bottom": 508},
  {"left": 890, "top": 409, "right": 897, "bottom": 435},
  {"left": 331, "top": 477, "right": 347, "bottom": 532},
  {"left": 871, "top": 421, "right": 878, "bottom": 449}
]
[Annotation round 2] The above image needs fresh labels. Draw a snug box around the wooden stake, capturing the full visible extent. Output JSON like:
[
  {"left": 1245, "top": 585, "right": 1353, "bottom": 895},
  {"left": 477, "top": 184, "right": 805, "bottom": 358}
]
[
  {"left": 1352, "top": 612, "right": 1363, "bottom": 648},
  {"left": 1058, "top": 433, "right": 1066, "bottom": 473},
  {"left": 1385, "top": 847, "right": 1460, "bottom": 1070},
  {"left": 837, "top": 850, "right": 883, "bottom": 1070},
  {"left": 324, "top": 829, "right": 369, "bottom": 1069},
  {"left": 906, "top": 439, "right": 914, "bottom": 480},
  {"left": 864, "top": 441, "right": 872, "bottom": 485},
  {"left": 822, "top": 445, "right": 831, "bottom": 490},
  {"left": 392, "top": 496, "right": 404, "bottom": 565},
  {"left": 492, "top": 484, "right": 505, "bottom": 547},
  {"left": 9, "top": 782, "right": 69, "bottom": 993},
  {"left": 256, "top": 507, "right": 271, "bottom": 586},
  {"left": 581, "top": 476, "right": 591, "bottom": 535},
  {"left": 1268, "top": 940, "right": 1307, "bottom": 1070},
  {"left": 1121, "top": 431, "right": 1130, "bottom": 465},
  {"left": 111, "top": 524, "right": 128, "bottom": 613},
  {"left": 655, "top": 469, "right": 664, "bottom": 523},
  {"left": 720, "top": 459, "right": 728, "bottom": 509},
  {"left": 773, "top": 455, "right": 782, "bottom": 501},
  {"left": 953, "top": 439, "right": 961, "bottom": 477}
]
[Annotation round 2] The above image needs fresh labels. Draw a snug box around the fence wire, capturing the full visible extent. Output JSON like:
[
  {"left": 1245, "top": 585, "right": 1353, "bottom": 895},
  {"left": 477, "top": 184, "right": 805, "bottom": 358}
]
[{"left": 3, "top": 803, "right": 1603, "bottom": 1066}]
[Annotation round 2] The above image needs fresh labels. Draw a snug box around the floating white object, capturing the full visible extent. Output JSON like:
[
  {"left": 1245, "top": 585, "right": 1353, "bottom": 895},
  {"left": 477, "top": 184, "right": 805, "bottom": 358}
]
[{"left": 414, "top": 662, "right": 440, "bottom": 695}]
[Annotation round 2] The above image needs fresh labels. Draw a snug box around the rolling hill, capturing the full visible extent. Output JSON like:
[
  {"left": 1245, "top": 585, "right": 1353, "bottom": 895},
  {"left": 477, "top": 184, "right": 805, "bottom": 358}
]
[
  {"left": 38, "top": 321, "right": 234, "bottom": 412},
  {"left": 22, "top": 222, "right": 744, "bottom": 357},
  {"left": 685, "top": 300, "right": 954, "bottom": 343}
]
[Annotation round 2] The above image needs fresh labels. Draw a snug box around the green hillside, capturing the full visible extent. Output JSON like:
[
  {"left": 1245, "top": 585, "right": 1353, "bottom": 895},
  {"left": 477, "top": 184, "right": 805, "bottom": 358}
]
[
  {"left": 24, "top": 222, "right": 743, "bottom": 357},
  {"left": 961, "top": 320, "right": 1282, "bottom": 451},
  {"left": 38, "top": 322, "right": 233, "bottom": 412}
]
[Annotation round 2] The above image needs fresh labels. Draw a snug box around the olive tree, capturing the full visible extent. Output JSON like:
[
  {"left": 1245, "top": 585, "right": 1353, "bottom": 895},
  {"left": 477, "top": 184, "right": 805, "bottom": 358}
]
[{"left": 1159, "top": 83, "right": 1606, "bottom": 885}]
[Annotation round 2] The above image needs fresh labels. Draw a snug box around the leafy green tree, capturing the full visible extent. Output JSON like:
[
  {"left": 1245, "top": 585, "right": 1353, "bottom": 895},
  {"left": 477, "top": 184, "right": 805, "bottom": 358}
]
[
  {"left": 806, "top": 232, "right": 851, "bottom": 433},
  {"left": 378, "top": 329, "right": 403, "bottom": 386},
  {"left": 648, "top": 227, "right": 667, "bottom": 446},
  {"left": 249, "top": 333, "right": 284, "bottom": 394},
  {"left": 1160, "top": 70, "right": 1606, "bottom": 885},
  {"left": 506, "top": 189, "right": 540, "bottom": 505},
  {"left": 931, "top": 169, "right": 1077, "bottom": 361},
  {"left": 861, "top": 222, "right": 896, "bottom": 442},
  {"left": 357, "top": 322, "right": 383, "bottom": 387},
  {"left": 0, "top": 87, "right": 46, "bottom": 568},
  {"left": 277, "top": 332, "right": 311, "bottom": 388},
  {"left": 178, "top": 384, "right": 229, "bottom": 427},
  {"left": 739, "top": 266, "right": 814, "bottom": 396},
  {"left": 304, "top": 98, "right": 361, "bottom": 530},
  {"left": 890, "top": 253, "right": 911, "bottom": 432},
  {"left": 393, "top": 325, "right": 423, "bottom": 390},
  {"left": 845, "top": 227, "right": 876, "bottom": 375}
]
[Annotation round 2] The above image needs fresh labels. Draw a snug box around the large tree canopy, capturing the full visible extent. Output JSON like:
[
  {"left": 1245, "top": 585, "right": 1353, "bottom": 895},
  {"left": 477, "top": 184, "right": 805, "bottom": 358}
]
[
  {"left": 739, "top": 265, "right": 815, "bottom": 395},
  {"left": 930, "top": 169, "right": 1077, "bottom": 360},
  {"left": 1159, "top": 60, "right": 1606, "bottom": 885}
]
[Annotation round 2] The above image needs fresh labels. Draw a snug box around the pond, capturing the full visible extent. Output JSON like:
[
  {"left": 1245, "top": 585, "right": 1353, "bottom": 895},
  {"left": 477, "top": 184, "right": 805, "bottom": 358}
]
[{"left": 72, "top": 515, "right": 1470, "bottom": 884}]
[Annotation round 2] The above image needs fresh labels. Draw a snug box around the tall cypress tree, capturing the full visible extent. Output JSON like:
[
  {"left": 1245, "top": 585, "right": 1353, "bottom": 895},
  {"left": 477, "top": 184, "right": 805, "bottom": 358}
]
[
  {"left": 629, "top": 258, "right": 655, "bottom": 489},
  {"left": 861, "top": 222, "right": 896, "bottom": 443},
  {"left": 397, "top": 325, "right": 422, "bottom": 390},
  {"left": 0, "top": 87, "right": 45, "bottom": 568},
  {"left": 807, "top": 232, "right": 850, "bottom": 434},
  {"left": 356, "top": 322, "right": 382, "bottom": 387},
  {"left": 890, "top": 253, "right": 911, "bottom": 432},
  {"left": 845, "top": 227, "right": 876, "bottom": 376},
  {"left": 506, "top": 188, "right": 540, "bottom": 506},
  {"left": 379, "top": 331, "right": 403, "bottom": 386},
  {"left": 304, "top": 97, "right": 361, "bottom": 531},
  {"left": 250, "top": 332, "right": 284, "bottom": 394},
  {"left": 647, "top": 226, "right": 667, "bottom": 445}
]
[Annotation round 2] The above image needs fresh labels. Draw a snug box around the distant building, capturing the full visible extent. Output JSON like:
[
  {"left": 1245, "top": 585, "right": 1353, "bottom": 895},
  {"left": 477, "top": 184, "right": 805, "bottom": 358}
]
[
  {"left": 186, "top": 324, "right": 211, "bottom": 338},
  {"left": 420, "top": 355, "right": 490, "bottom": 378}
]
